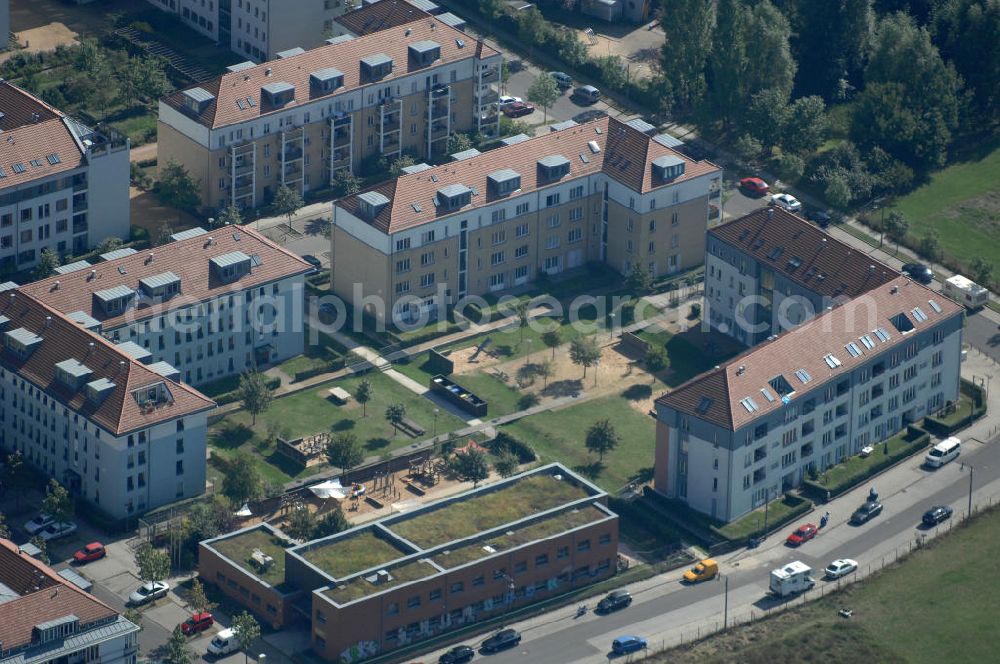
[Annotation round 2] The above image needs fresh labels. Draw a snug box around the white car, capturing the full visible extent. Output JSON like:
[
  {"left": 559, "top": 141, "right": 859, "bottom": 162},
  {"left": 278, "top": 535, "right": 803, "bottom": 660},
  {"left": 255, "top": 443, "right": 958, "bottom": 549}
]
[
  {"left": 24, "top": 513, "right": 55, "bottom": 536},
  {"left": 128, "top": 581, "right": 170, "bottom": 606},
  {"left": 498, "top": 95, "right": 523, "bottom": 108},
  {"left": 37, "top": 521, "right": 77, "bottom": 542},
  {"left": 824, "top": 558, "right": 858, "bottom": 579},
  {"left": 771, "top": 193, "right": 803, "bottom": 213}
]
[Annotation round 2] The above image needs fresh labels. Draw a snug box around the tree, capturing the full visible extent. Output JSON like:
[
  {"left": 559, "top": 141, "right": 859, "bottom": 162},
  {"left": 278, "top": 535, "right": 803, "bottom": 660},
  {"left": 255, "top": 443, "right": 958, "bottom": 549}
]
[
  {"left": 222, "top": 453, "right": 264, "bottom": 506},
  {"left": 970, "top": 256, "right": 993, "bottom": 286},
  {"left": 918, "top": 229, "right": 941, "bottom": 260},
  {"left": 659, "top": 0, "right": 714, "bottom": 111},
  {"left": 734, "top": 133, "right": 764, "bottom": 164},
  {"left": 792, "top": 0, "right": 875, "bottom": 99},
  {"left": 272, "top": 185, "right": 304, "bottom": 232},
  {"left": 388, "top": 154, "right": 416, "bottom": 178},
  {"left": 123, "top": 608, "right": 144, "bottom": 631},
  {"left": 216, "top": 203, "right": 244, "bottom": 228},
  {"left": 29, "top": 536, "right": 49, "bottom": 564},
  {"left": 824, "top": 172, "right": 853, "bottom": 209},
  {"left": 188, "top": 578, "right": 212, "bottom": 614},
  {"left": 96, "top": 236, "right": 124, "bottom": 254},
  {"left": 325, "top": 432, "right": 365, "bottom": 480},
  {"left": 451, "top": 448, "right": 490, "bottom": 487},
  {"left": 514, "top": 300, "right": 530, "bottom": 346},
  {"left": 42, "top": 479, "right": 74, "bottom": 523},
  {"left": 542, "top": 329, "right": 562, "bottom": 359},
  {"left": 5, "top": 452, "right": 25, "bottom": 511},
  {"left": 745, "top": 89, "right": 790, "bottom": 155},
  {"left": 447, "top": 132, "right": 474, "bottom": 155},
  {"left": 135, "top": 543, "right": 170, "bottom": 583},
  {"left": 231, "top": 611, "right": 261, "bottom": 664},
  {"left": 782, "top": 96, "right": 828, "bottom": 154},
  {"left": 884, "top": 210, "right": 909, "bottom": 250},
  {"left": 494, "top": 449, "right": 520, "bottom": 478},
  {"left": 746, "top": 2, "right": 797, "bottom": 103},
  {"left": 385, "top": 403, "right": 407, "bottom": 436},
  {"left": 186, "top": 495, "right": 235, "bottom": 541},
  {"left": 284, "top": 506, "right": 317, "bottom": 540},
  {"left": 527, "top": 73, "right": 559, "bottom": 123},
  {"left": 238, "top": 370, "right": 273, "bottom": 426},
  {"left": 332, "top": 168, "right": 362, "bottom": 197},
  {"left": 158, "top": 160, "right": 200, "bottom": 220},
  {"left": 355, "top": 378, "right": 373, "bottom": 417},
  {"left": 707, "top": 0, "right": 750, "bottom": 123},
  {"left": 164, "top": 626, "right": 193, "bottom": 664},
  {"left": 854, "top": 14, "right": 963, "bottom": 171},
  {"left": 0, "top": 512, "right": 9, "bottom": 539},
  {"left": 536, "top": 359, "right": 554, "bottom": 388},
  {"left": 480, "top": 0, "right": 505, "bottom": 20},
  {"left": 569, "top": 337, "right": 602, "bottom": 380},
  {"left": 33, "top": 249, "right": 60, "bottom": 280},
  {"left": 516, "top": 7, "right": 549, "bottom": 47},
  {"left": 137, "top": 55, "right": 171, "bottom": 101},
  {"left": 645, "top": 345, "right": 669, "bottom": 381},
  {"left": 585, "top": 418, "right": 621, "bottom": 461},
  {"left": 624, "top": 263, "right": 653, "bottom": 294},
  {"left": 933, "top": 0, "right": 1000, "bottom": 125},
  {"left": 156, "top": 223, "right": 175, "bottom": 247},
  {"left": 314, "top": 506, "right": 350, "bottom": 538}
]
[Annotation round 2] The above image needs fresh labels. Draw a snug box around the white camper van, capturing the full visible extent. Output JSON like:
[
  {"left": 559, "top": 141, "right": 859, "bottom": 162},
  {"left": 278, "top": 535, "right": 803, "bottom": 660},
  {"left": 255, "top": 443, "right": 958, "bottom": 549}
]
[
  {"left": 769, "top": 561, "right": 815, "bottom": 597},
  {"left": 207, "top": 629, "right": 240, "bottom": 657},
  {"left": 925, "top": 436, "right": 961, "bottom": 468},
  {"left": 942, "top": 275, "right": 988, "bottom": 309}
]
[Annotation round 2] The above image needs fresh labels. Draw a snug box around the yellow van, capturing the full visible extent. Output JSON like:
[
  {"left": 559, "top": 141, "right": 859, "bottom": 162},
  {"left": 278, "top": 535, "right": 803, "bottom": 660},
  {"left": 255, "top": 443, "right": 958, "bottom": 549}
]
[{"left": 683, "top": 558, "right": 719, "bottom": 583}]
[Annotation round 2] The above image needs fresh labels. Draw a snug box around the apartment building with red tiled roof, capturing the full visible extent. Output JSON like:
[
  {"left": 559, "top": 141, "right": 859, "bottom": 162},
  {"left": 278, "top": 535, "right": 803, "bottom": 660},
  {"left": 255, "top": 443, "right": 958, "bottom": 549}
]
[
  {"left": 158, "top": 12, "right": 501, "bottom": 211},
  {"left": 330, "top": 116, "right": 723, "bottom": 325}
]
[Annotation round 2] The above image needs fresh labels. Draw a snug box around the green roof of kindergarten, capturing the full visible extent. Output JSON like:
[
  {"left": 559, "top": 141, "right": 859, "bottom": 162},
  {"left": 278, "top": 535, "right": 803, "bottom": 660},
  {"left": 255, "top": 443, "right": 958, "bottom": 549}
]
[{"left": 204, "top": 524, "right": 294, "bottom": 591}]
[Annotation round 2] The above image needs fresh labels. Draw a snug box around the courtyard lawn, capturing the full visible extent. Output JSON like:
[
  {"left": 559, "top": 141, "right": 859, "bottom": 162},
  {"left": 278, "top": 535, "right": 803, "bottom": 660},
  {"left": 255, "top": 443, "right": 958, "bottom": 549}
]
[
  {"left": 889, "top": 143, "right": 1000, "bottom": 277},
  {"left": 503, "top": 394, "right": 657, "bottom": 493},
  {"left": 209, "top": 372, "right": 466, "bottom": 484},
  {"left": 637, "top": 328, "right": 743, "bottom": 387},
  {"left": 441, "top": 370, "right": 524, "bottom": 417}
]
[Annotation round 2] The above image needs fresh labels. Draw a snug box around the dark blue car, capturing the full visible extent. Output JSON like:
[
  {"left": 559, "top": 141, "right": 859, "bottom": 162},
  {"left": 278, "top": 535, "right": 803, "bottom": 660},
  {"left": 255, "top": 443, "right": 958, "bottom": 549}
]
[{"left": 612, "top": 636, "right": 647, "bottom": 654}]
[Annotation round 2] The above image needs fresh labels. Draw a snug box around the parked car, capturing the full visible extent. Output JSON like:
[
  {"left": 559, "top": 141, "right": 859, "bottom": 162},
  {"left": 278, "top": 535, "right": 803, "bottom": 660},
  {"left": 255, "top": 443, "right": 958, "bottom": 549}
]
[
  {"left": 301, "top": 254, "right": 322, "bottom": 271},
  {"left": 181, "top": 612, "right": 215, "bottom": 636},
  {"left": 807, "top": 208, "right": 833, "bottom": 228},
  {"left": 207, "top": 628, "right": 240, "bottom": 657},
  {"left": 683, "top": 558, "right": 719, "bottom": 583},
  {"left": 481, "top": 629, "right": 521, "bottom": 653},
  {"left": 739, "top": 177, "right": 769, "bottom": 196},
  {"left": 771, "top": 193, "right": 803, "bottom": 212},
  {"left": 38, "top": 521, "right": 77, "bottom": 542},
  {"left": 502, "top": 101, "right": 535, "bottom": 118},
  {"left": 611, "top": 636, "right": 647, "bottom": 655},
  {"left": 128, "top": 580, "right": 170, "bottom": 606},
  {"left": 572, "top": 85, "right": 601, "bottom": 104},
  {"left": 572, "top": 109, "right": 608, "bottom": 124},
  {"left": 824, "top": 558, "right": 858, "bottom": 579},
  {"left": 24, "top": 513, "right": 55, "bottom": 536},
  {"left": 596, "top": 589, "right": 633, "bottom": 613},
  {"left": 786, "top": 523, "right": 818, "bottom": 546},
  {"left": 73, "top": 542, "right": 106, "bottom": 564},
  {"left": 498, "top": 95, "right": 522, "bottom": 108},
  {"left": 438, "top": 644, "right": 475, "bottom": 663},
  {"left": 549, "top": 71, "right": 573, "bottom": 88},
  {"left": 922, "top": 505, "right": 954, "bottom": 526},
  {"left": 902, "top": 262, "right": 934, "bottom": 285},
  {"left": 851, "top": 500, "right": 883, "bottom": 525}
]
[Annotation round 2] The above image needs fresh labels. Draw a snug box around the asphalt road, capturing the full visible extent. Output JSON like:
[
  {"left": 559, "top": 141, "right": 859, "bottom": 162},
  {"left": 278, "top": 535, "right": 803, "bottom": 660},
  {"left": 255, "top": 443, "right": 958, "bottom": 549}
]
[
  {"left": 420, "top": 434, "right": 1000, "bottom": 664},
  {"left": 964, "top": 313, "right": 1000, "bottom": 365}
]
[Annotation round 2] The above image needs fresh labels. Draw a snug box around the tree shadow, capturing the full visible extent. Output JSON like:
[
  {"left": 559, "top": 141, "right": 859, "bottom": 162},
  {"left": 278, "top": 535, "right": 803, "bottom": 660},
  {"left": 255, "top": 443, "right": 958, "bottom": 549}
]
[
  {"left": 304, "top": 217, "right": 330, "bottom": 237},
  {"left": 331, "top": 419, "right": 356, "bottom": 431},
  {"left": 573, "top": 461, "right": 604, "bottom": 480},
  {"left": 630, "top": 467, "right": 655, "bottom": 484},
  {"left": 212, "top": 424, "right": 253, "bottom": 450},
  {"left": 622, "top": 384, "right": 653, "bottom": 402},
  {"left": 266, "top": 451, "right": 306, "bottom": 477},
  {"left": 541, "top": 379, "right": 583, "bottom": 398},
  {"left": 365, "top": 437, "right": 390, "bottom": 450}
]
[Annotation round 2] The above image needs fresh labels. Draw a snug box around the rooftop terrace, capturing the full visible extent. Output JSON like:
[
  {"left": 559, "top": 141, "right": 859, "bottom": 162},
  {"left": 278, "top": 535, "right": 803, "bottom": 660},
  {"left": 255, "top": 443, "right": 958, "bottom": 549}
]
[
  {"left": 387, "top": 473, "right": 592, "bottom": 549},
  {"left": 209, "top": 526, "right": 292, "bottom": 589},
  {"left": 431, "top": 504, "right": 611, "bottom": 569},
  {"left": 323, "top": 558, "right": 439, "bottom": 604},
  {"left": 299, "top": 529, "right": 412, "bottom": 580}
]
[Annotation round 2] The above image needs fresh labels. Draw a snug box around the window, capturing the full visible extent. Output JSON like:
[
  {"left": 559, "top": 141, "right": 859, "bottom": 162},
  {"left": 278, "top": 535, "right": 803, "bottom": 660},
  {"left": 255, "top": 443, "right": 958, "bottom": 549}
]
[
  {"left": 545, "top": 193, "right": 560, "bottom": 207},
  {"left": 557, "top": 546, "right": 569, "bottom": 559},
  {"left": 450, "top": 582, "right": 464, "bottom": 593},
  {"left": 492, "top": 229, "right": 506, "bottom": 245},
  {"left": 514, "top": 560, "right": 527, "bottom": 573},
  {"left": 568, "top": 207, "right": 583, "bottom": 221},
  {"left": 515, "top": 244, "right": 529, "bottom": 258},
  {"left": 421, "top": 230, "right": 435, "bottom": 244},
  {"left": 577, "top": 539, "right": 591, "bottom": 552},
  {"left": 396, "top": 238, "right": 411, "bottom": 251},
  {"left": 395, "top": 280, "right": 410, "bottom": 294},
  {"left": 491, "top": 209, "right": 506, "bottom": 223},
  {"left": 535, "top": 553, "right": 549, "bottom": 566},
  {"left": 516, "top": 202, "right": 530, "bottom": 215},
  {"left": 420, "top": 273, "right": 435, "bottom": 288},
  {"left": 396, "top": 258, "right": 411, "bottom": 273},
  {"left": 568, "top": 228, "right": 582, "bottom": 243},
  {"left": 569, "top": 184, "right": 584, "bottom": 200},
  {"left": 406, "top": 595, "right": 421, "bottom": 608},
  {"left": 516, "top": 223, "right": 529, "bottom": 238},
  {"left": 546, "top": 214, "right": 560, "bottom": 228},
  {"left": 429, "top": 588, "right": 442, "bottom": 600},
  {"left": 545, "top": 235, "right": 559, "bottom": 250},
  {"left": 176, "top": 460, "right": 184, "bottom": 475},
  {"left": 490, "top": 251, "right": 505, "bottom": 265}
]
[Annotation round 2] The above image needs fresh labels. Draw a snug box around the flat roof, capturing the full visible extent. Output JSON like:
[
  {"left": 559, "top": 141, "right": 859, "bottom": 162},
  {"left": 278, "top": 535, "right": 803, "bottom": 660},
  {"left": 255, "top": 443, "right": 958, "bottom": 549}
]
[
  {"left": 99, "top": 247, "right": 138, "bottom": 261},
  {"left": 298, "top": 529, "right": 411, "bottom": 580},
  {"left": 55, "top": 260, "right": 92, "bottom": 275},
  {"left": 205, "top": 524, "right": 294, "bottom": 591},
  {"left": 115, "top": 340, "right": 152, "bottom": 361}
]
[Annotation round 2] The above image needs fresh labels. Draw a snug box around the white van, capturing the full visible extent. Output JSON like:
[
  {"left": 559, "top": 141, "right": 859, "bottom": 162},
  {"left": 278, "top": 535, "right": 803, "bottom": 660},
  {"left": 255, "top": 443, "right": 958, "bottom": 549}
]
[
  {"left": 207, "top": 629, "right": 240, "bottom": 657},
  {"left": 925, "top": 436, "right": 961, "bottom": 468},
  {"left": 769, "top": 561, "right": 815, "bottom": 597}
]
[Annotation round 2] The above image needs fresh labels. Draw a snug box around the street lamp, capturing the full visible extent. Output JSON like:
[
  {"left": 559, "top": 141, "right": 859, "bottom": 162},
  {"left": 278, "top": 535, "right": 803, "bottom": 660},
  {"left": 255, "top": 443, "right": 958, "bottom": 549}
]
[
  {"left": 722, "top": 574, "right": 729, "bottom": 629},
  {"left": 433, "top": 408, "right": 439, "bottom": 437},
  {"left": 964, "top": 463, "right": 975, "bottom": 517},
  {"left": 608, "top": 312, "right": 616, "bottom": 340}
]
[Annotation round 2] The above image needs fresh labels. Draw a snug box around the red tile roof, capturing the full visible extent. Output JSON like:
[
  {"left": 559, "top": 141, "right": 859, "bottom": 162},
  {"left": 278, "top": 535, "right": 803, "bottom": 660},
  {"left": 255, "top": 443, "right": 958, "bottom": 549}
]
[
  {"left": 335, "top": 0, "right": 431, "bottom": 35},
  {"left": 21, "top": 226, "right": 312, "bottom": 328},
  {"left": 0, "top": 539, "right": 118, "bottom": 650},
  {"left": 338, "top": 116, "right": 722, "bottom": 233},
  {"left": 0, "top": 82, "right": 86, "bottom": 188},
  {"left": 710, "top": 207, "right": 899, "bottom": 299},
  {"left": 657, "top": 276, "right": 963, "bottom": 430},
  {"left": 162, "top": 17, "right": 499, "bottom": 129},
  {"left": 0, "top": 293, "right": 215, "bottom": 435}
]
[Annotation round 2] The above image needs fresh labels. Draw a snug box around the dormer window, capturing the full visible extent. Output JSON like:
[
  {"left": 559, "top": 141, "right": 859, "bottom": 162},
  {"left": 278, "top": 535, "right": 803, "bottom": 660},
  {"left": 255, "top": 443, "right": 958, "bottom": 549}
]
[
  {"left": 4, "top": 327, "right": 43, "bottom": 360},
  {"left": 537, "top": 155, "right": 570, "bottom": 181},
  {"left": 210, "top": 252, "right": 252, "bottom": 283},
  {"left": 487, "top": 168, "right": 521, "bottom": 197},
  {"left": 55, "top": 358, "right": 93, "bottom": 391},
  {"left": 408, "top": 40, "right": 441, "bottom": 67},
  {"left": 140, "top": 271, "right": 181, "bottom": 299},
  {"left": 261, "top": 81, "right": 295, "bottom": 107},
  {"left": 132, "top": 381, "right": 174, "bottom": 409},
  {"left": 310, "top": 67, "right": 345, "bottom": 95},
  {"left": 94, "top": 285, "right": 135, "bottom": 316},
  {"left": 436, "top": 184, "right": 473, "bottom": 211},
  {"left": 181, "top": 87, "right": 214, "bottom": 115},
  {"left": 361, "top": 54, "right": 393, "bottom": 82},
  {"left": 652, "top": 155, "right": 685, "bottom": 181},
  {"left": 357, "top": 191, "right": 391, "bottom": 220}
]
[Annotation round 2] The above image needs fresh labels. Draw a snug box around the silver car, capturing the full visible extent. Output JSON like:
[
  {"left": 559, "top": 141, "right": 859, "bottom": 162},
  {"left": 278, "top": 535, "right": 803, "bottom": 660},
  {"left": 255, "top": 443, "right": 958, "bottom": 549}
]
[{"left": 128, "top": 581, "right": 170, "bottom": 605}]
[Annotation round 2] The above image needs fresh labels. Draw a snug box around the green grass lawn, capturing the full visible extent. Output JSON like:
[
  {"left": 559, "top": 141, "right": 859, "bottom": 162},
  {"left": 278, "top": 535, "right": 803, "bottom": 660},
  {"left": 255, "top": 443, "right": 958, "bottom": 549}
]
[
  {"left": 302, "top": 529, "right": 408, "bottom": 579},
  {"left": 503, "top": 393, "right": 658, "bottom": 493},
  {"left": 209, "top": 372, "right": 466, "bottom": 485},
  {"left": 637, "top": 329, "right": 742, "bottom": 387},
  {"left": 393, "top": 356, "right": 524, "bottom": 417},
  {"left": 210, "top": 527, "right": 290, "bottom": 586},
  {"left": 650, "top": 507, "right": 1000, "bottom": 664},
  {"left": 889, "top": 143, "right": 1000, "bottom": 275},
  {"left": 814, "top": 427, "right": 928, "bottom": 493},
  {"left": 716, "top": 494, "right": 810, "bottom": 541}
]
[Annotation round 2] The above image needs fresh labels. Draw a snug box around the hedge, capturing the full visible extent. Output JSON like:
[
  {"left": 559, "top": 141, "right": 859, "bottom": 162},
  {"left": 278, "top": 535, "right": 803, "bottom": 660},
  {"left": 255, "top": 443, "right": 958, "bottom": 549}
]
[
  {"left": 713, "top": 493, "right": 812, "bottom": 543},
  {"left": 488, "top": 430, "right": 537, "bottom": 463},
  {"left": 211, "top": 376, "right": 281, "bottom": 406}
]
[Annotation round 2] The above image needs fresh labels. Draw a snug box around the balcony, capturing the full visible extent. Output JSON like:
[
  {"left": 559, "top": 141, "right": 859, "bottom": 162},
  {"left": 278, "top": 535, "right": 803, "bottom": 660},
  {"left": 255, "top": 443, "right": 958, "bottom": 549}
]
[
  {"left": 282, "top": 147, "right": 304, "bottom": 161},
  {"left": 380, "top": 117, "right": 401, "bottom": 133}
]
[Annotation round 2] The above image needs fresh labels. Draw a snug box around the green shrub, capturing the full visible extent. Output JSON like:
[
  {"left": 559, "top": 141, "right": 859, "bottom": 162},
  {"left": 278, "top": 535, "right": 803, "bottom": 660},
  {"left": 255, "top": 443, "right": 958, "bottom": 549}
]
[{"left": 489, "top": 430, "right": 537, "bottom": 463}]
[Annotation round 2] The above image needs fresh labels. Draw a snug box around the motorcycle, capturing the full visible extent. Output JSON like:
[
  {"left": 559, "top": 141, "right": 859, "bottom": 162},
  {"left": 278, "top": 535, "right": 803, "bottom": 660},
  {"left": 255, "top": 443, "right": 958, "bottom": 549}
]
[{"left": 576, "top": 604, "right": 587, "bottom": 617}]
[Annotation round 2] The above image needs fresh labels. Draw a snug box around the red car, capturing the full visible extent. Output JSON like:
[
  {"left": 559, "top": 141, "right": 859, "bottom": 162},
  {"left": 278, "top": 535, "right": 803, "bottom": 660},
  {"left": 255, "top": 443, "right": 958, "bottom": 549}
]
[
  {"left": 786, "top": 524, "right": 818, "bottom": 546},
  {"left": 73, "top": 542, "right": 106, "bottom": 564},
  {"left": 739, "top": 177, "right": 769, "bottom": 196},
  {"left": 502, "top": 101, "right": 535, "bottom": 118},
  {"left": 181, "top": 612, "right": 214, "bottom": 636}
]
